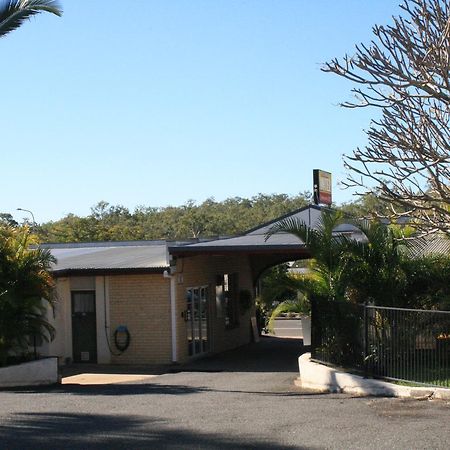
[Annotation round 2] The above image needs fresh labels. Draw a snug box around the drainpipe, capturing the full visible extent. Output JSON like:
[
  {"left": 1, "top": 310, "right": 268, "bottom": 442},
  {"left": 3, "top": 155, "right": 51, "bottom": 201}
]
[{"left": 164, "top": 270, "right": 177, "bottom": 362}]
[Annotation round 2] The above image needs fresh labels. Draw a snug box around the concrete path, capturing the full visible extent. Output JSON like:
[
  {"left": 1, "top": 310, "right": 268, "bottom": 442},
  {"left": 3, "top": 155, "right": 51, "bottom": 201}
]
[
  {"left": 61, "top": 335, "right": 304, "bottom": 388},
  {"left": 271, "top": 318, "right": 303, "bottom": 338},
  {"left": 62, "top": 373, "right": 158, "bottom": 385}
]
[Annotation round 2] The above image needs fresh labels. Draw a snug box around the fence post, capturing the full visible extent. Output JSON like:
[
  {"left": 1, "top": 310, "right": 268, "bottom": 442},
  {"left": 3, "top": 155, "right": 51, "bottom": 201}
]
[
  {"left": 363, "top": 301, "right": 368, "bottom": 378},
  {"left": 310, "top": 297, "right": 315, "bottom": 358}
]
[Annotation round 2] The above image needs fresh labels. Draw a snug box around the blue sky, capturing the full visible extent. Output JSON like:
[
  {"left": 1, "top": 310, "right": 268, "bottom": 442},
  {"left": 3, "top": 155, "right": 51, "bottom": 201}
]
[{"left": 2, "top": 0, "right": 402, "bottom": 224}]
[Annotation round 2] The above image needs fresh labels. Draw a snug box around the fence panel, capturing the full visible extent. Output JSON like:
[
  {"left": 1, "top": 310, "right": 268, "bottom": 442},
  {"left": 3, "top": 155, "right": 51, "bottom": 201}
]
[
  {"left": 366, "top": 306, "right": 450, "bottom": 387},
  {"left": 311, "top": 299, "right": 450, "bottom": 387},
  {"left": 311, "top": 297, "right": 365, "bottom": 371}
]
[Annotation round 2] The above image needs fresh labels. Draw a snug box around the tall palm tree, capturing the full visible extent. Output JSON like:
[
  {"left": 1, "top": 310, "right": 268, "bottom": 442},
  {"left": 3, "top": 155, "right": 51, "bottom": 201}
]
[{"left": 0, "top": 0, "right": 62, "bottom": 38}]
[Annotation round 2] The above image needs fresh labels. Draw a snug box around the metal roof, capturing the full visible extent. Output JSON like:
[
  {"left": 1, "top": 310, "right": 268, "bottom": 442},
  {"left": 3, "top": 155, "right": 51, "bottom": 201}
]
[
  {"left": 44, "top": 205, "right": 369, "bottom": 273},
  {"left": 42, "top": 241, "right": 170, "bottom": 275},
  {"left": 244, "top": 204, "right": 324, "bottom": 235},
  {"left": 170, "top": 232, "right": 305, "bottom": 253},
  {"left": 169, "top": 205, "right": 366, "bottom": 255},
  {"left": 407, "top": 235, "right": 450, "bottom": 258}
]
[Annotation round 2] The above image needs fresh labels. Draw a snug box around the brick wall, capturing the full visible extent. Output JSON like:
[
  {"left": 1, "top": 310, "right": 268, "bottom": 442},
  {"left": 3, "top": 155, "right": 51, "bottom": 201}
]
[
  {"left": 175, "top": 254, "right": 255, "bottom": 363},
  {"left": 109, "top": 274, "right": 172, "bottom": 364}
]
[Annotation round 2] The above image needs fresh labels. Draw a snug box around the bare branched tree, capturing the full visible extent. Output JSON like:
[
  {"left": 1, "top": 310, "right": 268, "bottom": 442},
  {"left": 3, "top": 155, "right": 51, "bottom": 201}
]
[{"left": 323, "top": 0, "right": 450, "bottom": 235}]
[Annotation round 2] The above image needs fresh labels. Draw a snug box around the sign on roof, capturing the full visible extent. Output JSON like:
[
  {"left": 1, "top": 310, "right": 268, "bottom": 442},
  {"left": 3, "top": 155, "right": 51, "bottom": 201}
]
[{"left": 313, "top": 169, "right": 332, "bottom": 205}]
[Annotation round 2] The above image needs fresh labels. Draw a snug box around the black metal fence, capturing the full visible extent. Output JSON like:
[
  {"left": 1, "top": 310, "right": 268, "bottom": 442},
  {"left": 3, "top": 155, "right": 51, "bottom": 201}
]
[{"left": 311, "top": 297, "right": 450, "bottom": 387}]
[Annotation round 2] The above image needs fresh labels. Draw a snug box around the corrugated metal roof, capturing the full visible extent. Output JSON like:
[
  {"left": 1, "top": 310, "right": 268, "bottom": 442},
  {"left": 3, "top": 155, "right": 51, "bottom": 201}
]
[
  {"left": 171, "top": 232, "right": 305, "bottom": 251},
  {"left": 43, "top": 241, "right": 170, "bottom": 273},
  {"left": 170, "top": 205, "right": 366, "bottom": 254},
  {"left": 408, "top": 235, "right": 450, "bottom": 258},
  {"left": 244, "top": 204, "right": 363, "bottom": 236},
  {"left": 244, "top": 205, "right": 323, "bottom": 235},
  {"left": 44, "top": 206, "right": 370, "bottom": 272}
]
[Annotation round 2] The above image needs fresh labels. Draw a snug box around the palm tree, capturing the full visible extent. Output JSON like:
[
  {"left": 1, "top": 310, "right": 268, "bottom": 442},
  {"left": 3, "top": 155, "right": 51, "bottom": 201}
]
[
  {"left": 0, "top": 225, "right": 56, "bottom": 366},
  {"left": 0, "top": 0, "right": 62, "bottom": 38},
  {"left": 266, "top": 209, "right": 351, "bottom": 301},
  {"left": 343, "top": 220, "right": 409, "bottom": 306},
  {"left": 267, "top": 291, "right": 311, "bottom": 333},
  {"left": 266, "top": 209, "right": 412, "bottom": 307}
]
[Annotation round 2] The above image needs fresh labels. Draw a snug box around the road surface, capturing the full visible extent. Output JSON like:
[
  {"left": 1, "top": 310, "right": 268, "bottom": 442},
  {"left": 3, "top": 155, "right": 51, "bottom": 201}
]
[{"left": 1, "top": 337, "right": 450, "bottom": 449}]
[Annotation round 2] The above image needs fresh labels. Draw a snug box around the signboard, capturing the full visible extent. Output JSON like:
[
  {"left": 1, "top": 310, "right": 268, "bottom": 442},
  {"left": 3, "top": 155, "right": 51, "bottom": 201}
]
[{"left": 313, "top": 170, "right": 332, "bottom": 205}]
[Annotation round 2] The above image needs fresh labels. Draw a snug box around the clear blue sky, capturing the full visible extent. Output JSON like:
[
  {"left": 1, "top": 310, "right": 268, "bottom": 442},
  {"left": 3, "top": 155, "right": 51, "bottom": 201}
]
[{"left": 2, "top": 0, "right": 402, "bottom": 224}]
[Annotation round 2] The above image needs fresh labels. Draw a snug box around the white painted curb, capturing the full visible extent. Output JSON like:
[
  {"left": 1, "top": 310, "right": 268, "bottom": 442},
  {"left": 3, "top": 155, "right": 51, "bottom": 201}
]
[
  {"left": 0, "top": 357, "right": 59, "bottom": 388},
  {"left": 296, "top": 353, "right": 450, "bottom": 399}
]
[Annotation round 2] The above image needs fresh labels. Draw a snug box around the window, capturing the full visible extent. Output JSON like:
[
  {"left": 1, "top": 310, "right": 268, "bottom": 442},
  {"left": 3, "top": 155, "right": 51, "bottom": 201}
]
[
  {"left": 216, "top": 273, "right": 239, "bottom": 329},
  {"left": 72, "top": 291, "right": 96, "bottom": 313}
]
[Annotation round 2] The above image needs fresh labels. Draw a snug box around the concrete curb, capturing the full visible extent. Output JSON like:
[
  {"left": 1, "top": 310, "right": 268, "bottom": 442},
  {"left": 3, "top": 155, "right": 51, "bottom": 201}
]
[
  {"left": 296, "top": 353, "right": 450, "bottom": 399},
  {"left": 0, "top": 357, "right": 59, "bottom": 388}
]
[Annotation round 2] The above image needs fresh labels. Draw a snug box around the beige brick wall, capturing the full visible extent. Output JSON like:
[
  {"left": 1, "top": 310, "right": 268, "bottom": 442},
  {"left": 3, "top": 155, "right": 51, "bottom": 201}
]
[
  {"left": 106, "top": 255, "right": 255, "bottom": 365},
  {"left": 175, "top": 254, "right": 255, "bottom": 363},
  {"left": 109, "top": 274, "right": 172, "bottom": 364}
]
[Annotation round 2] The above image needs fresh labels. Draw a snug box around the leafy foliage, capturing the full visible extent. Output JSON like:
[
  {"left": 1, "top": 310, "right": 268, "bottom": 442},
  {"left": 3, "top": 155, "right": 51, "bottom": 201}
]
[
  {"left": 267, "top": 292, "right": 311, "bottom": 334},
  {"left": 36, "top": 193, "right": 311, "bottom": 242},
  {"left": 400, "top": 255, "right": 450, "bottom": 310},
  {"left": 343, "top": 221, "right": 409, "bottom": 306},
  {"left": 266, "top": 208, "right": 450, "bottom": 310},
  {"left": 258, "top": 264, "right": 298, "bottom": 309},
  {"left": 0, "top": 226, "right": 56, "bottom": 366},
  {"left": 267, "top": 209, "right": 351, "bottom": 300}
]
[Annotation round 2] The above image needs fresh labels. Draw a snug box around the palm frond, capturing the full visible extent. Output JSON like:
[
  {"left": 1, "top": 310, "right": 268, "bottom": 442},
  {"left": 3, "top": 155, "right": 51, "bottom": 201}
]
[
  {"left": 0, "top": 0, "right": 62, "bottom": 38},
  {"left": 267, "top": 293, "right": 311, "bottom": 333}
]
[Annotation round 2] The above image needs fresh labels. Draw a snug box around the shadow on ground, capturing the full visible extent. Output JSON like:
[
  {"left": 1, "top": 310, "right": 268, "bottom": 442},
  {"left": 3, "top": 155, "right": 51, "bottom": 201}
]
[
  {"left": 59, "top": 335, "right": 307, "bottom": 378},
  {"left": 0, "top": 411, "right": 309, "bottom": 450},
  {"left": 181, "top": 336, "right": 306, "bottom": 373},
  {"left": 6, "top": 381, "right": 335, "bottom": 398}
]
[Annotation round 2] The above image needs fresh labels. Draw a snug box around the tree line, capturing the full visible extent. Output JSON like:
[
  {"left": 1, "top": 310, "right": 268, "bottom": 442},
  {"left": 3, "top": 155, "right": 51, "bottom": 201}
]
[{"left": 0, "top": 193, "right": 395, "bottom": 243}]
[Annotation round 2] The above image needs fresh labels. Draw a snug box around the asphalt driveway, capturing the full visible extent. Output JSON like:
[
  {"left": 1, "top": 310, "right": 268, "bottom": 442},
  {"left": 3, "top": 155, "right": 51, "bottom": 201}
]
[{"left": 1, "top": 336, "right": 450, "bottom": 449}]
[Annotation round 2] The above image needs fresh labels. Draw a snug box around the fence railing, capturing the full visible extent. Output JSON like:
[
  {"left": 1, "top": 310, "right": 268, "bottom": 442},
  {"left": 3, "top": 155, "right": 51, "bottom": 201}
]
[{"left": 311, "top": 298, "right": 450, "bottom": 388}]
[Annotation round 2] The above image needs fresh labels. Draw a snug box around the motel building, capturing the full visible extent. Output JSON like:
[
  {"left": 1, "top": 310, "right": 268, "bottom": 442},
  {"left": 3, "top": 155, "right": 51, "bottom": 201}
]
[{"left": 37, "top": 203, "right": 362, "bottom": 366}]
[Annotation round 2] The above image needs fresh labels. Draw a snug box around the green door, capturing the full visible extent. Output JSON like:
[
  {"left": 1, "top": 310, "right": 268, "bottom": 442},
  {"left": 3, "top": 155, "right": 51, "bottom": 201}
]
[{"left": 71, "top": 291, "right": 97, "bottom": 363}]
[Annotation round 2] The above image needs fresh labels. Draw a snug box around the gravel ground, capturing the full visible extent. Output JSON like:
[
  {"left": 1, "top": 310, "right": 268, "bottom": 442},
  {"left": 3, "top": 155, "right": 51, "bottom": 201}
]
[{"left": 1, "top": 337, "right": 450, "bottom": 449}]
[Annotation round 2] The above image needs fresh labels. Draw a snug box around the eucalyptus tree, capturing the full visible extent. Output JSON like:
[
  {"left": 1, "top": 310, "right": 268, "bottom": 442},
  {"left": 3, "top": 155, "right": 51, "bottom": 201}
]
[{"left": 0, "top": 0, "right": 62, "bottom": 38}]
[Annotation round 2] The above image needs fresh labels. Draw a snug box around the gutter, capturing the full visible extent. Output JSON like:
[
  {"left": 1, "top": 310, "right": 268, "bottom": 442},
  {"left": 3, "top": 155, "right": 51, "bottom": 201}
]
[{"left": 51, "top": 267, "right": 168, "bottom": 277}]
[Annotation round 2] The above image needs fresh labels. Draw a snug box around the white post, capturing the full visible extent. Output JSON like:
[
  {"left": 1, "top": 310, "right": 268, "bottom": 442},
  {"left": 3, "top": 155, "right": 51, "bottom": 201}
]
[
  {"left": 302, "top": 316, "right": 311, "bottom": 346},
  {"left": 169, "top": 274, "right": 178, "bottom": 362}
]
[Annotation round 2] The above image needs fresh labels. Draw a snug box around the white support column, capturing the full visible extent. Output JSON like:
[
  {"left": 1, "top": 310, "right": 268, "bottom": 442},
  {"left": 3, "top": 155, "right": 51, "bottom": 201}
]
[{"left": 170, "top": 274, "right": 178, "bottom": 362}]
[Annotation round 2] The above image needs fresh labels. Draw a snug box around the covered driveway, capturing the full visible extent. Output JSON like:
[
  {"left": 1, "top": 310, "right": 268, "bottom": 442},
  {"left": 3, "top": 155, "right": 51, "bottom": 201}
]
[{"left": 170, "top": 204, "right": 364, "bottom": 283}]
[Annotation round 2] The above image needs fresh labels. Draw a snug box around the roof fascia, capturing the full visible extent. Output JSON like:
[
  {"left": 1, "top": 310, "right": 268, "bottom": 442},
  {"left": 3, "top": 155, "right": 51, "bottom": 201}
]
[
  {"left": 169, "top": 245, "right": 309, "bottom": 257},
  {"left": 52, "top": 267, "right": 167, "bottom": 277}
]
